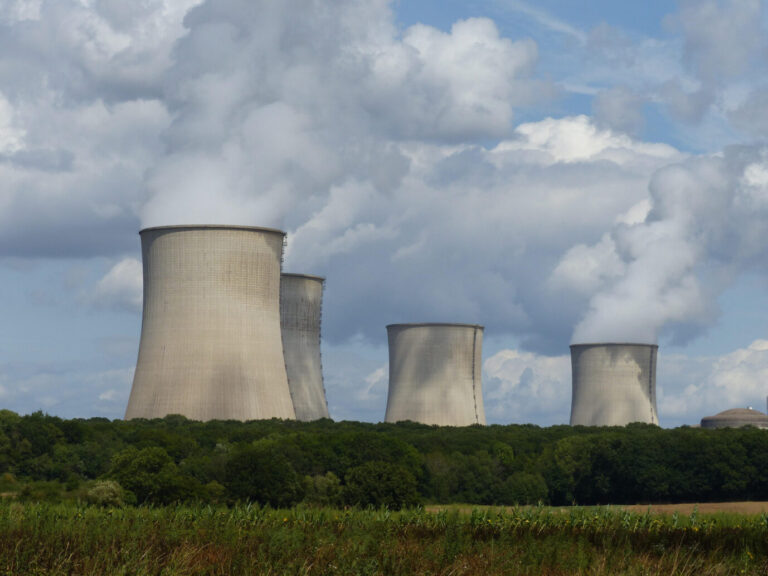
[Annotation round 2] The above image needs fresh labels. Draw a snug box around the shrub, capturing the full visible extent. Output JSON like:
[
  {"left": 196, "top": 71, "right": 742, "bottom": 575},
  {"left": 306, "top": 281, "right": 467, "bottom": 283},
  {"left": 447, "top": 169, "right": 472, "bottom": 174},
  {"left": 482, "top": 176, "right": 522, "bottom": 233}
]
[
  {"left": 85, "top": 480, "right": 125, "bottom": 507},
  {"left": 303, "top": 472, "right": 342, "bottom": 507}
]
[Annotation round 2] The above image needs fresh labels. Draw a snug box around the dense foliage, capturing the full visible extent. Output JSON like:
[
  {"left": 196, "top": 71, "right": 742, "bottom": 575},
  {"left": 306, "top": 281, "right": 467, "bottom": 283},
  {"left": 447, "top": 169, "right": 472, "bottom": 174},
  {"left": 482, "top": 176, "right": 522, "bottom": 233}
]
[
  {"left": 2, "top": 502, "right": 768, "bottom": 575},
  {"left": 0, "top": 410, "right": 767, "bottom": 507}
]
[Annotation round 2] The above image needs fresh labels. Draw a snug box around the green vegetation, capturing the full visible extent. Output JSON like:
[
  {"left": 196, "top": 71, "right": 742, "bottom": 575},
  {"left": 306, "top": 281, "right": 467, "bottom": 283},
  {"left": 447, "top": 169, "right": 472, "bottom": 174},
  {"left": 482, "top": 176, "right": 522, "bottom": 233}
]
[
  {"left": 1, "top": 502, "right": 767, "bottom": 575},
  {"left": 1, "top": 409, "right": 768, "bottom": 507}
]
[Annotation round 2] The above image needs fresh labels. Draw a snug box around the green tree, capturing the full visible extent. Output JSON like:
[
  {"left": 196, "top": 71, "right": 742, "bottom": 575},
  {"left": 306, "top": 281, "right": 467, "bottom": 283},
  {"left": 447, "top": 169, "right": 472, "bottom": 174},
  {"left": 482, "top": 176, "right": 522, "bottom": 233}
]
[
  {"left": 224, "top": 444, "right": 303, "bottom": 507},
  {"left": 110, "top": 446, "right": 198, "bottom": 504},
  {"left": 499, "top": 472, "right": 548, "bottom": 505},
  {"left": 344, "top": 461, "right": 419, "bottom": 510}
]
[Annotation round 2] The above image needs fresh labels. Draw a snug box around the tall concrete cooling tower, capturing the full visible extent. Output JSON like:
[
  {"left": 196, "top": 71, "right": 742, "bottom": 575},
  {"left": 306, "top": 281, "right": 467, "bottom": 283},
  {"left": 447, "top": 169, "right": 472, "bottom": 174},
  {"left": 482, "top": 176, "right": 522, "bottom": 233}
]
[
  {"left": 570, "top": 343, "right": 659, "bottom": 426},
  {"left": 385, "top": 323, "right": 485, "bottom": 426},
  {"left": 125, "top": 225, "right": 296, "bottom": 421},
  {"left": 280, "top": 273, "right": 329, "bottom": 421}
]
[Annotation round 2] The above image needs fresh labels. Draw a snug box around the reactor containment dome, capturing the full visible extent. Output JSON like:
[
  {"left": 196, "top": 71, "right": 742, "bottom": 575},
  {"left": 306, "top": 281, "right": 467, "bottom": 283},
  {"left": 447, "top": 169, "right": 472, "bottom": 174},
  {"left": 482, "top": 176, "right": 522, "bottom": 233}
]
[
  {"left": 280, "top": 273, "right": 330, "bottom": 421},
  {"left": 570, "top": 343, "right": 659, "bottom": 427},
  {"left": 701, "top": 408, "right": 768, "bottom": 429},
  {"left": 385, "top": 323, "right": 485, "bottom": 426},
  {"left": 125, "top": 225, "right": 296, "bottom": 421}
]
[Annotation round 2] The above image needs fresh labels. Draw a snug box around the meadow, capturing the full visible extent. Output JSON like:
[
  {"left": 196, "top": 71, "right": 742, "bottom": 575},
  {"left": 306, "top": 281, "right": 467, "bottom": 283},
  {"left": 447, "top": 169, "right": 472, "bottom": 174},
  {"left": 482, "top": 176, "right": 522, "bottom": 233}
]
[{"left": 1, "top": 502, "right": 767, "bottom": 575}]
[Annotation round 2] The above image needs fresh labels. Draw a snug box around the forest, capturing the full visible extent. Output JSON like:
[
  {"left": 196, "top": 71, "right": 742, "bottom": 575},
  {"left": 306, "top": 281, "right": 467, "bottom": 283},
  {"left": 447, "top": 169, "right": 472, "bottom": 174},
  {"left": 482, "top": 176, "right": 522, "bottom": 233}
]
[{"left": 0, "top": 410, "right": 766, "bottom": 509}]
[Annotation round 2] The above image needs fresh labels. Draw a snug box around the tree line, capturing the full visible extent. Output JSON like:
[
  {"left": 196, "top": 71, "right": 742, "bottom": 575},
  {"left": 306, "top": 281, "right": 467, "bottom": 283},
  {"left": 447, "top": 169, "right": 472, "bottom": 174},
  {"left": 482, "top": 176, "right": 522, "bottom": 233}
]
[{"left": 0, "top": 410, "right": 766, "bottom": 509}]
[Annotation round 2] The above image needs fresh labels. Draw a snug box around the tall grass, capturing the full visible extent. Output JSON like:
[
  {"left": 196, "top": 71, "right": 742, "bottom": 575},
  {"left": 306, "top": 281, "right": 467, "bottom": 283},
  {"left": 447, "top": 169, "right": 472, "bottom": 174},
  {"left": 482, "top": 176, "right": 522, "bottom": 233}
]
[{"left": 0, "top": 502, "right": 766, "bottom": 575}]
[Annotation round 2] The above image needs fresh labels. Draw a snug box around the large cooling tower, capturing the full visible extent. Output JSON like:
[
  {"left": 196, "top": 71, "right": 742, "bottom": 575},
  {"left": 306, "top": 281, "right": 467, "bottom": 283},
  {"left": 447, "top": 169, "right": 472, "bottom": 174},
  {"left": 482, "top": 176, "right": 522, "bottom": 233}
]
[
  {"left": 125, "top": 225, "right": 296, "bottom": 421},
  {"left": 570, "top": 343, "right": 658, "bottom": 426},
  {"left": 280, "top": 273, "right": 329, "bottom": 421},
  {"left": 385, "top": 323, "right": 485, "bottom": 426}
]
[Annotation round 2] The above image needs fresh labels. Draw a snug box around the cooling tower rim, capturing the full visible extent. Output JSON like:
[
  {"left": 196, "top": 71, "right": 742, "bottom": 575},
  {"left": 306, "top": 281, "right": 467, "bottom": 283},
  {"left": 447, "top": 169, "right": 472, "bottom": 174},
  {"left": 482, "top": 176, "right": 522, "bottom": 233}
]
[
  {"left": 386, "top": 322, "right": 484, "bottom": 330},
  {"left": 570, "top": 342, "right": 658, "bottom": 349},
  {"left": 282, "top": 272, "right": 326, "bottom": 282},
  {"left": 139, "top": 224, "right": 286, "bottom": 236}
]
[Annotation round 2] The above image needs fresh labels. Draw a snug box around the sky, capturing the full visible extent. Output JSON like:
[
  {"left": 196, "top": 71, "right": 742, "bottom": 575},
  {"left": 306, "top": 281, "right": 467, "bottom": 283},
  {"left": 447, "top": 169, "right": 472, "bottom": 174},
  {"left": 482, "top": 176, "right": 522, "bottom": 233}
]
[{"left": 2, "top": 0, "right": 768, "bottom": 427}]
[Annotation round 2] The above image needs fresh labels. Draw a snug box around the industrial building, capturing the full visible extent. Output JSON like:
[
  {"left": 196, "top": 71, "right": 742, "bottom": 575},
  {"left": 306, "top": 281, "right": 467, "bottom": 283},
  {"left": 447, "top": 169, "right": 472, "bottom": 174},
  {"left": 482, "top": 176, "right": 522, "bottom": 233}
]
[
  {"left": 280, "top": 273, "right": 329, "bottom": 421},
  {"left": 125, "top": 225, "right": 296, "bottom": 421},
  {"left": 385, "top": 323, "right": 485, "bottom": 426},
  {"left": 701, "top": 408, "right": 768, "bottom": 429},
  {"left": 570, "top": 343, "right": 659, "bottom": 426}
]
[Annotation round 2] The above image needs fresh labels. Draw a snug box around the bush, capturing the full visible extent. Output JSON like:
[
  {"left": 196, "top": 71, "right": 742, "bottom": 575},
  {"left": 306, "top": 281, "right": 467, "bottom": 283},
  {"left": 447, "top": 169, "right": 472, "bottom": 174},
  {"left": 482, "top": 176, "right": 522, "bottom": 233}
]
[
  {"left": 85, "top": 480, "right": 125, "bottom": 507},
  {"left": 303, "top": 472, "right": 342, "bottom": 507},
  {"left": 18, "top": 481, "right": 62, "bottom": 503}
]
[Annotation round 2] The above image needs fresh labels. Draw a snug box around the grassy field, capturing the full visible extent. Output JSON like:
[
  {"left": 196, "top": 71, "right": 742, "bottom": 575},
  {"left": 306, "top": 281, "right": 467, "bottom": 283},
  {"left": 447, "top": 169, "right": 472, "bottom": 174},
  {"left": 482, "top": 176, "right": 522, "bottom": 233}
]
[{"left": 1, "top": 502, "right": 768, "bottom": 575}]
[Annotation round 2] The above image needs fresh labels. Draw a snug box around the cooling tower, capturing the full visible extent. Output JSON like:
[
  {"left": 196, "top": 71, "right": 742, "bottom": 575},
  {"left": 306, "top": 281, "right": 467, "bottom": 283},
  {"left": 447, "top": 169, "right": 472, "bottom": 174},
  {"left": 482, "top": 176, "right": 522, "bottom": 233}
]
[
  {"left": 569, "top": 343, "right": 658, "bottom": 426},
  {"left": 385, "top": 323, "right": 485, "bottom": 426},
  {"left": 125, "top": 225, "right": 296, "bottom": 421},
  {"left": 280, "top": 273, "right": 329, "bottom": 421}
]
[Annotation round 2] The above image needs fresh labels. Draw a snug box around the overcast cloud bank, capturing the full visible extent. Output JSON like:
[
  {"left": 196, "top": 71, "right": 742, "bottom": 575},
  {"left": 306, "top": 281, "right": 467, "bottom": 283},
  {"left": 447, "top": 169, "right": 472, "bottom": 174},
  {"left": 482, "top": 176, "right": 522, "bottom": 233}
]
[{"left": 2, "top": 0, "right": 768, "bottom": 424}]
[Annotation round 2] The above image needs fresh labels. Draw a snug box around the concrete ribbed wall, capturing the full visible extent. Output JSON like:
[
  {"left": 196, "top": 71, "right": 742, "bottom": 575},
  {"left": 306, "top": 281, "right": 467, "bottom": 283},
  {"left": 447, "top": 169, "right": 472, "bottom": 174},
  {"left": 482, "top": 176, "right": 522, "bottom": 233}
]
[
  {"left": 125, "top": 225, "right": 295, "bottom": 421},
  {"left": 385, "top": 323, "right": 485, "bottom": 426},
  {"left": 280, "top": 273, "right": 329, "bottom": 421},
  {"left": 570, "top": 343, "right": 658, "bottom": 426}
]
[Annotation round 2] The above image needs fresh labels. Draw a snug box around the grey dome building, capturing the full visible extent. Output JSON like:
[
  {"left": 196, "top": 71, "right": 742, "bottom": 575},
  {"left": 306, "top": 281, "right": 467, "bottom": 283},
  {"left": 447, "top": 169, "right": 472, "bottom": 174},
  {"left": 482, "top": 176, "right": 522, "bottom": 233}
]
[
  {"left": 701, "top": 408, "right": 768, "bottom": 429},
  {"left": 385, "top": 323, "right": 485, "bottom": 426},
  {"left": 570, "top": 343, "right": 659, "bottom": 427},
  {"left": 125, "top": 225, "right": 296, "bottom": 421},
  {"left": 280, "top": 273, "right": 329, "bottom": 421}
]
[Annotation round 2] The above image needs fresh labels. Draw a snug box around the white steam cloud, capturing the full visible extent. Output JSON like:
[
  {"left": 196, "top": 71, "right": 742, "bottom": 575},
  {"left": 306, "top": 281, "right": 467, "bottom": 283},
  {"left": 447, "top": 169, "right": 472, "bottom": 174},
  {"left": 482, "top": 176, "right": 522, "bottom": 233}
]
[
  {"left": 140, "top": 0, "right": 547, "bottom": 229},
  {"left": 561, "top": 146, "right": 768, "bottom": 344}
]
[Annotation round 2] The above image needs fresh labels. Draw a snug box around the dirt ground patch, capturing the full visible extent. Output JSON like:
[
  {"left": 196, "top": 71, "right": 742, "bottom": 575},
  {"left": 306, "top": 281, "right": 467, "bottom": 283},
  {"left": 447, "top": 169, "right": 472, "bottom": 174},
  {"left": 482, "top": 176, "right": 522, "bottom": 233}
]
[
  {"left": 618, "top": 502, "right": 768, "bottom": 515},
  {"left": 427, "top": 502, "right": 768, "bottom": 516}
]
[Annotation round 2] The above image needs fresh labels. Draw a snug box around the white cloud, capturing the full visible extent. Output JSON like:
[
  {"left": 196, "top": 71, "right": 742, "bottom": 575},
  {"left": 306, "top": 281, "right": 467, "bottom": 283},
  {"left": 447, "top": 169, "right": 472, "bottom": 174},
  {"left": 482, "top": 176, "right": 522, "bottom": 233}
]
[
  {"left": 483, "top": 340, "right": 768, "bottom": 427},
  {"left": 3, "top": 0, "right": 768, "bottom": 426},
  {"left": 92, "top": 257, "right": 142, "bottom": 312},
  {"left": 669, "top": 0, "right": 764, "bottom": 84},
  {"left": 483, "top": 348, "right": 571, "bottom": 425},
  {"left": 0, "top": 0, "right": 192, "bottom": 257},
  {"left": 0, "top": 366, "right": 134, "bottom": 418},
  {"left": 0, "top": 92, "right": 24, "bottom": 153},
  {"left": 494, "top": 115, "right": 678, "bottom": 164},
  {"left": 360, "top": 365, "right": 388, "bottom": 403},
  {"left": 660, "top": 340, "right": 768, "bottom": 425}
]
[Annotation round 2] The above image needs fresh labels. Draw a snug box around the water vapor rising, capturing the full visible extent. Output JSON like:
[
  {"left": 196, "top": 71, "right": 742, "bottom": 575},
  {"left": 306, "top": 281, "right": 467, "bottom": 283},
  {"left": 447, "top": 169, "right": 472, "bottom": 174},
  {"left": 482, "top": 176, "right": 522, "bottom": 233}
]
[
  {"left": 140, "top": 0, "right": 542, "bottom": 229},
  {"left": 564, "top": 146, "right": 768, "bottom": 344}
]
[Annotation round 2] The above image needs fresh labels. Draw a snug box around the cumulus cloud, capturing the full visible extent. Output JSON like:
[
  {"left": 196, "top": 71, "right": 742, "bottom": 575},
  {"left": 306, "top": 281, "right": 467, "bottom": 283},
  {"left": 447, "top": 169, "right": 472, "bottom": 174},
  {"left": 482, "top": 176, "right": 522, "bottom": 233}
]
[
  {"left": 483, "top": 348, "right": 571, "bottom": 425},
  {"left": 668, "top": 0, "right": 764, "bottom": 84},
  {"left": 284, "top": 116, "right": 681, "bottom": 351},
  {"left": 92, "top": 257, "right": 142, "bottom": 312},
  {"left": 0, "top": 0, "right": 199, "bottom": 257},
  {"left": 484, "top": 340, "right": 768, "bottom": 426},
  {"left": 659, "top": 0, "right": 767, "bottom": 127},
  {"left": 660, "top": 340, "right": 768, "bottom": 425},
  {"left": 141, "top": 0, "right": 550, "bottom": 229},
  {"left": 4, "top": 0, "right": 768, "bottom": 427}
]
